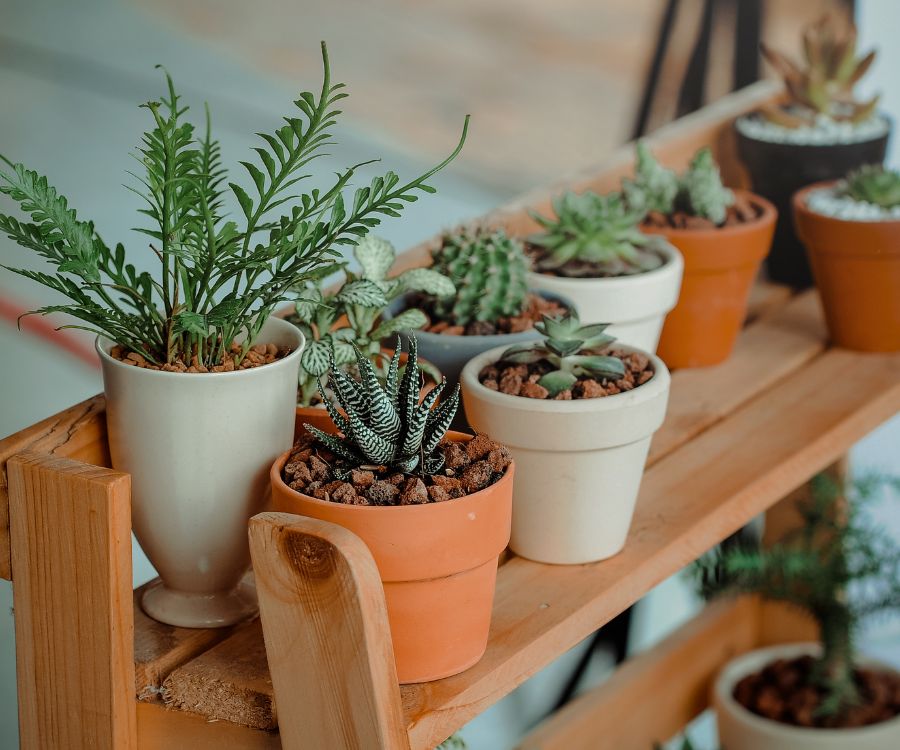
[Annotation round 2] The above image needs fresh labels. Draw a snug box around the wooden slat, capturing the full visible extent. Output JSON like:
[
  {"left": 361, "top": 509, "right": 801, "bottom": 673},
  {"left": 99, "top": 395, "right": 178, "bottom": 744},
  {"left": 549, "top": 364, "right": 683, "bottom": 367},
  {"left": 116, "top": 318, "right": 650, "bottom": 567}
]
[
  {"left": 8, "top": 451, "right": 136, "bottom": 750},
  {"left": 0, "top": 394, "right": 109, "bottom": 580},
  {"left": 401, "top": 346, "right": 900, "bottom": 748},
  {"left": 249, "top": 512, "right": 409, "bottom": 750},
  {"left": 137, "top": 701, "right": 278, "bottom": 750}
]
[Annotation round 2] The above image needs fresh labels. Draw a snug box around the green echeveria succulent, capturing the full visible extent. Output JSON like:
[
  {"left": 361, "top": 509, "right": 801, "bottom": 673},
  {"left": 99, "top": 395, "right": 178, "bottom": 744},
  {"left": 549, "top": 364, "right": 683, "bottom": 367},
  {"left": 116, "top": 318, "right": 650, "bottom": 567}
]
[
  {"left": 842, "top": 165, "right": 900, "bottom": 209},
  {"left": 429, "top": 228, "right": 530, "bottom": 326},
  {"left": 679, "top": 147, "right": 734, "bottom": 225},
  {"left": 500, "top": 312, "right": 626, "bottom": 397},
  {"left": 621, "top": 141, "right": 680, "bottom": 216},
  {"left": 306, "top": 335, "right": 459, "bottom": 475},
  {"left": 528, "top": 191, "right": 662, "bottom": 276}
]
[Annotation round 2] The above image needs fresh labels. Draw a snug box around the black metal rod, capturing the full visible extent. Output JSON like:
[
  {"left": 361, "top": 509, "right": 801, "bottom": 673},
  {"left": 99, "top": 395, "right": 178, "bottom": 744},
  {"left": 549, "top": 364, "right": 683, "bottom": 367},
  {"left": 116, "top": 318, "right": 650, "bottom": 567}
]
[{"left": 632, "top": 0, "right": 681, "bottom": 139}]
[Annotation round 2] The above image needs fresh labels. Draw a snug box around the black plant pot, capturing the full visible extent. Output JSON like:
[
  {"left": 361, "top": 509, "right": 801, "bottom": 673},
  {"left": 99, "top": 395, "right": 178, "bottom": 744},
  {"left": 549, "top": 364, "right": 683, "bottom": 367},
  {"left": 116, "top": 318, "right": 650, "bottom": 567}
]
[{"left": 735, "top": 118, "right": 891, "bottom": 288}]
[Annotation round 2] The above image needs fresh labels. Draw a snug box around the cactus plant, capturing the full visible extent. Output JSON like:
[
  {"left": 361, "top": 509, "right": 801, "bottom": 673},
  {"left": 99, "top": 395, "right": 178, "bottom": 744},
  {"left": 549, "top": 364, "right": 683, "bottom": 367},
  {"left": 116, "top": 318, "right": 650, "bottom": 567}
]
[
  {"left": 621, "top": 141, "right": 680, "bottom": 216},
  {"left": 428, "top": 228, "right": 531, "bottom": 326},
  {"left": 679, "top": 148, "right": 735, "bottom": 225},
  {"left": 529, "top": 191, "right": 663, "bottom": 276},
  {"left": 499, "top": 312, "right": 626, "bottom": 396},
  {"left": 759, "top": 15, "right": 879, "bottom": 128},
  {"left": 842, "top": 165, "right": 900, "bottom": 209},
  {"left": 305, "top": 335, "right": 460, "bottom": 475}
]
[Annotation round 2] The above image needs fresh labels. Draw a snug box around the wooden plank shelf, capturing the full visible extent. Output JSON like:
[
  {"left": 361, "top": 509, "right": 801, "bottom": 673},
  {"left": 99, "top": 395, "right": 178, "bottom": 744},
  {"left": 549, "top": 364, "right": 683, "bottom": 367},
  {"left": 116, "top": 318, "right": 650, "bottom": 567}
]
[{"left": 2, "top": 80, "right": 899, "bottom": 749}]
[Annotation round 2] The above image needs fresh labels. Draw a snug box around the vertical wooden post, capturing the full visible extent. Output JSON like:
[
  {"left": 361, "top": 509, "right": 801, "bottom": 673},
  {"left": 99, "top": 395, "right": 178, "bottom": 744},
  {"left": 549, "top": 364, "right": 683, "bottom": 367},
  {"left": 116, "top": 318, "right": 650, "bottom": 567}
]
[
  {"left": 249, "top": 512, "right": 410, "bottom": 750},
  {"left": 8, "top": 451, "right": 136, "bottom": 750}
]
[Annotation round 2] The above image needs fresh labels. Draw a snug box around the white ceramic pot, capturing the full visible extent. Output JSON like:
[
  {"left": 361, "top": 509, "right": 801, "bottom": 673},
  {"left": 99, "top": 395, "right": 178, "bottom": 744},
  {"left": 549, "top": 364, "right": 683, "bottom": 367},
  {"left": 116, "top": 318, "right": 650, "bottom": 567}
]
[
  {"left": 460, "top": 344, "right": 670, "bottom": 564},
  {"left": 98, "top": 317, "right": 304, "bottom": 628},
  {"left": 525, "top": 240, "right": 683, "bottom": 351},
  {"left": 715, "top": 643, "right": 900, "bottom": 750}
]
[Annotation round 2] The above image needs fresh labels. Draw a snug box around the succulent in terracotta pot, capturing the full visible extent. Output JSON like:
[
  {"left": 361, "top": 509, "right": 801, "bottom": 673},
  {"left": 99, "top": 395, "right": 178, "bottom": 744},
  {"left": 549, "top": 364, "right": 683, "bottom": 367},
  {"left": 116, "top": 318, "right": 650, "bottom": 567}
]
[
  {"left": 734, "top": 15, "right": 890, "bottom": 288},
  {"left": 622, "top": 143, "right": 777, "bottom": 368},
  {"left": 460, "top": 311, "right": 670, "bottom": 564},
  {"left": 271, "top": 336, "right": 514, "bottom": 683}
]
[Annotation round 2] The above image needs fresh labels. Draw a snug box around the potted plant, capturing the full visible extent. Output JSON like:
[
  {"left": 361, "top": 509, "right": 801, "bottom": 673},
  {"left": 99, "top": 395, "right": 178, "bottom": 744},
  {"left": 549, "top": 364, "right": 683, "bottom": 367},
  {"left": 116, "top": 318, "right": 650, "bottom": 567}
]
[
  {"left": 460, "top": 312, "right": 670, "bottom": 564},
  {"left": 695, "top": 474, "right": 900, "bottom": 749},
  {"left": 735, "top": 15, "right": 890, "bottom": 288},
  {"left": 289, "top": 233, "right": 453, "bottom": 417},
  {"left": 387, "top": 227, "right": 570, "bottom": 415},
  {"left": 270, "top": 337, "right": 514, "bottom": 683},
  {"left": 622, "top": 143, "right": 777, "bottom": 368},
  {"left": 0, "top": 43, "right": 468, "bottom": 628},
  {"left": 524, "top": 190, "right": 683, "bottom": 351},
  {"left": 793, "top": 165, "right": 900, "bottom": 352}
]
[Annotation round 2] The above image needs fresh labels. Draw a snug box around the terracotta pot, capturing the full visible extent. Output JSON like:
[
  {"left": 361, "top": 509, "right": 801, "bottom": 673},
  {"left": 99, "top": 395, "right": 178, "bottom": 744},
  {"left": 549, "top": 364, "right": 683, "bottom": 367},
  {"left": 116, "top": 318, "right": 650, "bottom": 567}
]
[
  {"left": 98, "top": 317, "right": 305, "bottom": 628},
  {"left": 735, "top": 118, "right": 891, "bottom": 288},
  {"left": 715, "top": 643, "right": 900, "bottom": 750},
  {"left": 270, "top": 432, "right": 513, "bottom": 683},
  {"left": 651, "top": 190, "right": 777, "bottom": 368},
  {"left": 460, "top": 344, "right": 670, "bottom": 564},
  {"left": 793, "top": 182, "right": 900, "bottom": 352}
]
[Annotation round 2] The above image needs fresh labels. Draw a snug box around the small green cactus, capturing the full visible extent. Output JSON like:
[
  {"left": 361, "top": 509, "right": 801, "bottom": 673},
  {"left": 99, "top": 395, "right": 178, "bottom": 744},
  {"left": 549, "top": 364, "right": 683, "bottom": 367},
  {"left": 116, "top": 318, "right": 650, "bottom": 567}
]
[
  {"left": 621, "top": 141, "right": 679, "bottom": 215},
  {"left": 500, "top": 312, "right": 626, "bottom": 396},
  {"left": 429, "top": 229, "right": 530, "bottom": 326},
  {"left": 680, "top": 148, "right": 734, "bottom": 225},
  {"left": 306, "top": 335, "right": 460, "bottom": 475},
  {"left": 842, "top": 165, "right": 900, "bottom": 209},
  {"left": 529, "top": 191, "right": 662, "bottom": 276}
]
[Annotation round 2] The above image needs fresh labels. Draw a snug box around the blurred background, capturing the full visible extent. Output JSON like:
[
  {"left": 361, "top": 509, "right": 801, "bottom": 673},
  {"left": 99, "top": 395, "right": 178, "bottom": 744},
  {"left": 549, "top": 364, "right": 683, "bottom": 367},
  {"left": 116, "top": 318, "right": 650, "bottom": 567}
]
[{"left": 1, "top": 1, "right": 898, "bottom": 747}]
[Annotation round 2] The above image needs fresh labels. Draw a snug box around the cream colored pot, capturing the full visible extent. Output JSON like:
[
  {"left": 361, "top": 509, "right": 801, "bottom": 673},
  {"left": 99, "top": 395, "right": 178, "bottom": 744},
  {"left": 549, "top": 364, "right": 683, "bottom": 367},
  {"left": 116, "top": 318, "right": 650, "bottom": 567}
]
[
  {"left": 98, "top": 317, "right": 304, "bottom": 628},
  {"left": 525, "top": 240, "right": 683, "bottom": 352},
  {"left": 715, "top": 643, "right": 900, "bottom": 750},
  {"left": 460, "top": 344, "right": 670, "bottom": 564}
]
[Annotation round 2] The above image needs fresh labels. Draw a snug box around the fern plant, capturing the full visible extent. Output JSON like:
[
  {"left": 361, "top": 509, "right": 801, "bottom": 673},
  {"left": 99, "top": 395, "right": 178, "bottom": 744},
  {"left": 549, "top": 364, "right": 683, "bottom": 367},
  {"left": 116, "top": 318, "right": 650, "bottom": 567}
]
[
  {"left": 291, "top": 235, "right": 453, "bottom": 405},
  {"left": 0, "top": 43, "right": 468, "bottom": 367},
  {"left": 306, "top": 335, "right": 459, "bottom": 475},
  {"left": 693, "top": 473, "right": 900, "bottom": 719}
]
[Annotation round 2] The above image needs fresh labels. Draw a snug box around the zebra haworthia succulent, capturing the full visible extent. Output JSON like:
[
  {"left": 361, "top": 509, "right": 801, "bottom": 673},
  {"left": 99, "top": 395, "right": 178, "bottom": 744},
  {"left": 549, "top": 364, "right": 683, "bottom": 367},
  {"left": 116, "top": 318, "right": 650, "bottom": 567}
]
[{"left": 305, "top": 335, "right": 460, "bottom": 475}]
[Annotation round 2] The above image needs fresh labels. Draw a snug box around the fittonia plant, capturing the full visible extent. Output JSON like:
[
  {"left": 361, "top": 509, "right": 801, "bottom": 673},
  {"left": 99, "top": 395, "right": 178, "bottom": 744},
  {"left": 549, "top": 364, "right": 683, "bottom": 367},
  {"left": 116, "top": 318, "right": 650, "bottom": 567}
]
[
  {"left": 841, "top": 165, "right": 900, "bottom": 209},
  {"left": 499, "top": 312, "right": 626, "bottom": 396},
  {"left": 428, "top": 228, "right": 530, "bottom": 326}
]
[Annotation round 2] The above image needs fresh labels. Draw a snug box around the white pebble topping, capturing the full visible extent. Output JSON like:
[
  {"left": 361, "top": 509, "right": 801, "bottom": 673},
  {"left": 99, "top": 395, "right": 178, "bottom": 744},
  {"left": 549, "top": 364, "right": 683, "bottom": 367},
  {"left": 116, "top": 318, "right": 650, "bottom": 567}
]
[
  {"left": 806, "top": 184, "right": 900, "bottom": 221},
  {"left": 736, "top": 113, "right": 890, "bottom": 146}
]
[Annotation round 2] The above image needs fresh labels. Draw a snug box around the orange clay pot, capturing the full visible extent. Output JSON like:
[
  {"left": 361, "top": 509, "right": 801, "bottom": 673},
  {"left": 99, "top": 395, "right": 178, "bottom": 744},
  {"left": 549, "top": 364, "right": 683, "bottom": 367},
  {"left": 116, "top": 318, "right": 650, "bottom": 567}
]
[
  {"left": 651, "top": 190, "right": 776, "bottom": 368},
  {"left": 270, "top": 431, "right": 514, "bottom": 683},
  {"left": 794, "top": 182, "right": 900, "bottom": 352}
]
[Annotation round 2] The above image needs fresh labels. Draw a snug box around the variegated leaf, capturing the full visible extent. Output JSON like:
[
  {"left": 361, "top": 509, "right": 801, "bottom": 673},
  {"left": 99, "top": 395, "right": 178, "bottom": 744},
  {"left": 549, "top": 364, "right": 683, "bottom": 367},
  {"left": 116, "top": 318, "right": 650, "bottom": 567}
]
[
  {"left": 370, "top": 308, "right": 428, "bottom": 341},
  {"left": 346, "top": 408, "right": 395, "bottom": 464},
  {"left": 422, "top": 385, "right": 459, "bottom": 455},
  {"left": 301, "top": 338, "right": 334, "bottom": 377},
  {"left": 395, "top": 267, "right": 455, "bottom": 298},
  {"left": 353, "top": 235, "right": 396, "bottom": 281},
  {"left": 304, "top": 425, "right": 363, "bottom": 464}
]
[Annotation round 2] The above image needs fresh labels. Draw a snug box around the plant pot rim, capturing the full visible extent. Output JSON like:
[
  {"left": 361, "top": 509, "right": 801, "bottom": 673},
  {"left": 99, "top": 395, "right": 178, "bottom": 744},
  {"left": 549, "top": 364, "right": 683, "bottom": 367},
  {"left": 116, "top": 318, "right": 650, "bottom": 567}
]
[
  {"left": 734, "top": 111, "right": 893, "bottom": 148},
  {"left": 460, "top": 341, "right": 670, "bottom": 414},
  {"left": 96, "top": 316, "right": 305, "bottom": 381},
  {"left": 270, "top": 430, "right": 515, "bottom": 515},
  {"left": 793, "top": 180, "right": 900, "bottom": 226},
  {"left": 716, "top": 642, "right": 900, "bottom": 739},
  {"left": 525, "top": 237, "right": 683, "bottom": 291},
  {"left": 641, "top": 189, "right": 777, "bottom": 241}
]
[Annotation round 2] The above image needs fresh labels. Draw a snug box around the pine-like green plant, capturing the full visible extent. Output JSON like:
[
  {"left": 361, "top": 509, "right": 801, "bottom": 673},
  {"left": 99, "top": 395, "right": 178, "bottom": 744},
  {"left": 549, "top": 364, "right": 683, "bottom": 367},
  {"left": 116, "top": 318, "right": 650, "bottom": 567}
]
[
  {"left": 0, "top": 43, "right": 468, "bottom": 367},
  {"left": 291, "top": 235, "right": 453, "bottom": 406},
  {"left": 528, "top": 191, "right": 663, "bottom": 276},
  {"left": 760, "top": 15, "right": 879, "bottom": 128},
  {"left": 693, "top": 473, "right": 900, "bottom": 719},
  {"left": 622, "top": 143, "right": 734, "bottom": 225},
  {"left": 428, "top": 228, "right": 530, "bottom": 326},
  {"left": 306, "top": 335, "right": 460, "bottom": 475},
  {"left": 499, "top": 312, "right": 626, "bottom": 396},
  {"left": 842, "top": 165, "right": 900, "bottom": 209}
]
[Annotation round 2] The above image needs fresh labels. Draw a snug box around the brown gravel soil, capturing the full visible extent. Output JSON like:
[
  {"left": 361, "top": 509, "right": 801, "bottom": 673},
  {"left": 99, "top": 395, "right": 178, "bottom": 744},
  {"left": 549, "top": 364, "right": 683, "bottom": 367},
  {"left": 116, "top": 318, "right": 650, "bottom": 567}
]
[
  {"left": 734, "top": 655, "right": 900, "bottom": 729},
  {"left": 524, "top": 243, "right": 666, "bottom": 279},
  {"left": 281, "top": 432, "right": 511, "bottom": 506},
  {"left": 643, "top": 191, "right": 761, "bottom": 230},
  {"left": 478, "top": 348, "right": 654, "bottom": 400},
  {"left": 109, "top": 342, "right": 291, "bottom": 373},
  {"left": 422, "top": 292, "right": 567, "bottom": 336}
]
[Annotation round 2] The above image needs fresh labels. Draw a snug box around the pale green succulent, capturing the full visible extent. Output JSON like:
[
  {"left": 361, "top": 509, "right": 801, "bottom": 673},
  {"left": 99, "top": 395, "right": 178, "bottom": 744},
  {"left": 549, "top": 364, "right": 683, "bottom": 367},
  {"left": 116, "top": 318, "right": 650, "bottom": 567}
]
[
  {"left": 621, "top": 141, "right": 679, "bottom": 215},
  {"left": 680, "top": 148, "right": 734, "bottom": 225},
  {"left": 842, "top": 165, "right": 900, "bottom": 209}
]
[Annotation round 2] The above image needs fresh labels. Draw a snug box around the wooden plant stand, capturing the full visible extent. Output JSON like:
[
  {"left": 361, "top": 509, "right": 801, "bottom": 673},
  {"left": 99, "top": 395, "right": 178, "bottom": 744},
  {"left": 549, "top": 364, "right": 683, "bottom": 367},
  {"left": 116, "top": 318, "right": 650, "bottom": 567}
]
[{"left": 2, "top": 80, "right": 899, "bottom": 750}]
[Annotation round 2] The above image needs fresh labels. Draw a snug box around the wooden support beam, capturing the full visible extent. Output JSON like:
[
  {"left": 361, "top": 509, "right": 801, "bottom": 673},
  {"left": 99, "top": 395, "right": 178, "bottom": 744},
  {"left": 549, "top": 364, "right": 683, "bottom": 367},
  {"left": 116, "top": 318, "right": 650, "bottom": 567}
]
[{"left": 8, "top": 451, "right": 136, "bottom": 750}]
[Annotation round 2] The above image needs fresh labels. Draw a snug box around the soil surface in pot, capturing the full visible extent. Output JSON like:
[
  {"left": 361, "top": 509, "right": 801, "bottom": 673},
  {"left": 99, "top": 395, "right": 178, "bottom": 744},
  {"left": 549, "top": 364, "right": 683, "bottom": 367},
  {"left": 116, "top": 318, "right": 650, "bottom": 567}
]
[
  {"left": 734, "top": 655, "right": 900, "bottom": 729},
  {"left": 281, "top": 433, "right": 511, "bottom": 506},
  {"left": 525, "top": 243, "right": 666, "bottom": 279},
  {"left": 643, "top": 191, "right": 762, "bottom": 230},
  {"left": 417, "top": 292, "right": 567, "bottom": 336},
  {"left": 478, "top": 348, "right": 654, "bottom": 400},
  {"left": 109, "top": 342, "right": 291, "bottom": 373}
]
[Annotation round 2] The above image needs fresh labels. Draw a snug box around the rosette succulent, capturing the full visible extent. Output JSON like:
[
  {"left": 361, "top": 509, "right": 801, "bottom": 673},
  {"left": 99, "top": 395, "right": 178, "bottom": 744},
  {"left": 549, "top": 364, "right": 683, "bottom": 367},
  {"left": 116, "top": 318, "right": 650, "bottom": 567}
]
[
  {"left": 499, "top": 312, "right": 625, "bottom": 396},
  {"left": 842, "top": 165, "right": 900, "bottom": 209}
]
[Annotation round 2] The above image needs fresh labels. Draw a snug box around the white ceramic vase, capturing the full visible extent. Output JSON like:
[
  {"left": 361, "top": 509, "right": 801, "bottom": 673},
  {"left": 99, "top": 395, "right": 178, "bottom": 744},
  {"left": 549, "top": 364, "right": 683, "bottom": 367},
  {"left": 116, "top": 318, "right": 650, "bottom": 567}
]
[
  {"left": 98, "top": 317, "right": 304, "bottom": 628},
  {"left": 715, "top": 643, "right": 900, "bottom": 750},
  {"left": 460, "top": 343, "right": 670, "bottom": 564},
  {"left": 525, "top": 240, "right": 683, "bottom": 351}
]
